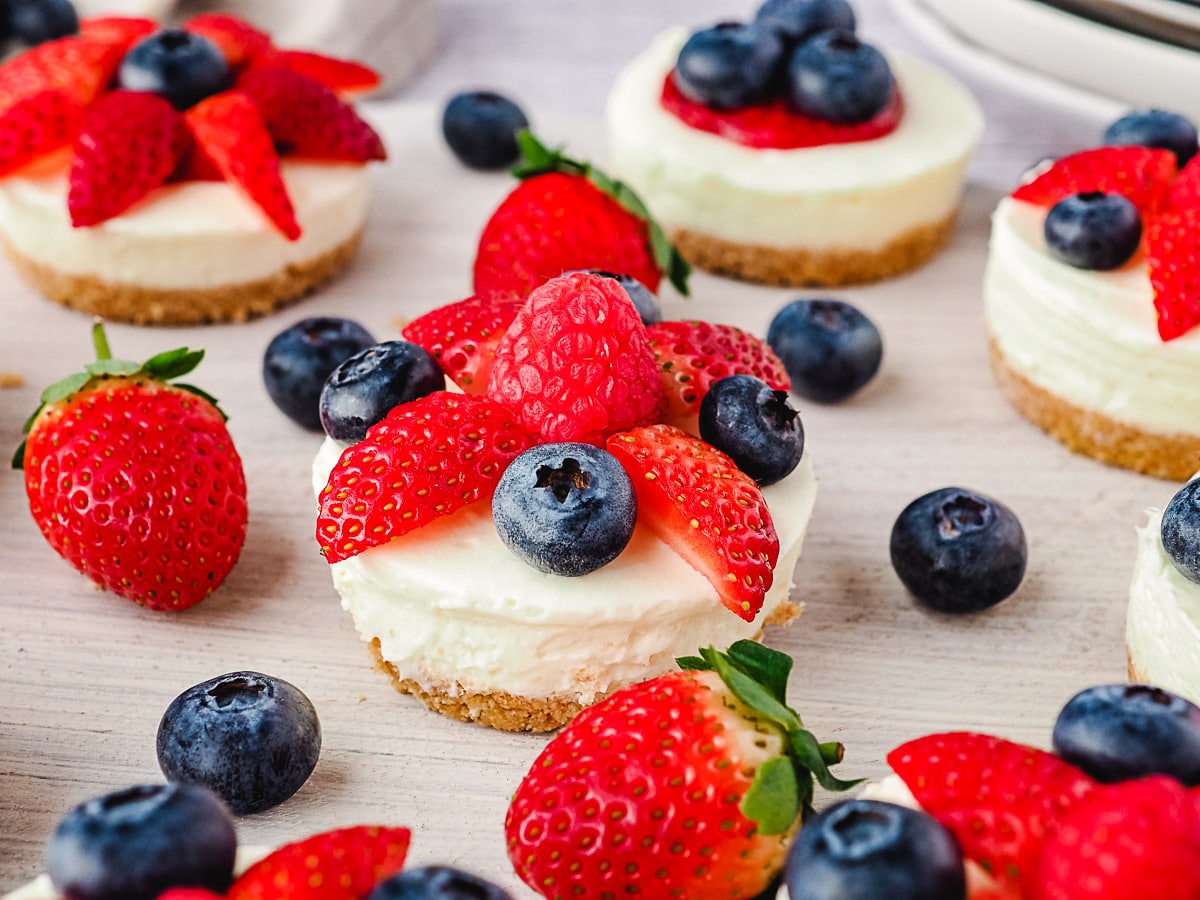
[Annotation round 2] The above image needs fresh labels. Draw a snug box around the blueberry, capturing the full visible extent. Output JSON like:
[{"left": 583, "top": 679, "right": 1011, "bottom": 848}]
[
  {"left": 492, "top": 443, "right": 637, "bottom": 577},
  {"left": 367, "top": 865, "right": 514, "bottom": 900},
  {"left": 157, "top": 671, "right": 321, "bottom": 815},
  {"left": 1043, "top": 192, "right": 1142, "bottom": 271},
  {"left": 441, "top": 90, "right": 530, "bottom": 170},
  {"left": 570, "top": 270, "right": 662, "bottom": 325},
  {"left": 46, "top": 783, "right": 237, "bottom": 900},
  {"left": 785, "top": 799, "right": 965, "bottom": 900},
  {"left": 118, "top": 29, "right": 230, "bottom": 110},
  {"left": 262, "top": 317, "right": 376, "bottom": 431},
  {"left": 698, "top": 374, "right": 804, "bottom": 486},
  {"left": 1104, "top": 108, "right": 1198, "bottom": 167},
  {"left": 673, "top": 21, "right": 786, "bottom": 110},
  {"left": 889, "top": 487, "right": 1027, "bottom": 614},
  {"left": 786, "top": 30, "right": 893, "bottom": 124},
  {"left": 766, "top": 299, "right": 882, "bottom": 403},
  {"left": 319, "top": 340, "right": 446, "bottom": 443},
  {"left": 1162, "top": 479, "right": 1200, "bottom": 583},
  {"left": 9, "top": 0, "right": 77, "bottom": 45},
  {"left": 1052, "top": 684, "right": 1200, "bottom": 786},
  {"left": 755, "top": 0, "right": 856, "bottom": 46}
]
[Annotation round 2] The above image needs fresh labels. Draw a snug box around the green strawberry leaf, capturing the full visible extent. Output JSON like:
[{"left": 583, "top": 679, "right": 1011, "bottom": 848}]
[
  {"left": 86, "top": 359, "right": 143, "bottom": 378},
  {"left": 741, "top": 755, "right": 799, "bottom": 836},
  {"left": 142, "top": 347, "right": 205, "bottom": 381},
  {"left": 788, "top": 728, "right": 863, "bottom": 793},
  {"left": 727, "top": 639, "right": 792, "bottom": 705},
  {"left": 40, "top": 371, "right": 91, "bottom": 405},
  {"left": 675, "top": 655, "right": 708, "bottom": 671}
]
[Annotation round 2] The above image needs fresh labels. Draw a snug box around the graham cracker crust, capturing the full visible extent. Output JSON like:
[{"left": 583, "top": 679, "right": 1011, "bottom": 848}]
[
  {"left": 5, "top": 230, "right": 362, "bottom": 326},
  {"left": 989, "top": 338, "right": 1200, "bottom": 481},
  {"left": 670, "top": 213, "right": 956, "bottom": 288},
  {"left": 1127, "top": 649, "right": 1147, "bottom": 683}
]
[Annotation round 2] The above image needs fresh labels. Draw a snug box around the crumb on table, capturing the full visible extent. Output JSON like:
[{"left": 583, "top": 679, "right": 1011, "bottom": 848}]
[{"left": 0, "top": 373, "right": 23, "bottom": 388}]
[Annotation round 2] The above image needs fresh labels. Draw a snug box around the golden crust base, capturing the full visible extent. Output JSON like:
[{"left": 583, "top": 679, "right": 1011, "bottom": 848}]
[
  {"left": 4, "top": 230, "right": 362, "bottom": 326},
  {"left": 989, "top": 338, "right": 1200, "bottom": 481}
]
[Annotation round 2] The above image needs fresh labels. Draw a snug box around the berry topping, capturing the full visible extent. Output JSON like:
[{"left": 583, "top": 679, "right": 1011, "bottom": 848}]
[
  {"left": 368, "top": 866, "right": 514, "bottom": 900},
  {"left": 784, "top": 800, "right": 966, "bottom": 900},
  {"left": 1161, "top": 478, "right": 1200, "bottom": 582},
  {"left": 316, "top": 391, "right": 540, "bottom": 564},
  {"left": 184, "top": 13, "right": 272, "bottom": 70},
  {"left": 1043, "top": 191, "right": 1142, "bottom": 271},
  {"left": 672, "top": 21, "right": 785, "bottom": 111},
  {"left": 1011, "top": 145, "right": 1176, "bottom": 213},
  {"left": 606, "top": 425, "right": 779, "bottom": 620},
  {"left": 506, "top": 643, "right": 857, "bottom": 900},
  {"left": 319, "top": 340, "right": 446, "bottom": 443},
  {"left": 755, "top": 0, "right": 857, "bottom": 46},
  {"left": 698, "top": 374, "right": 805, "bottom": 486},
  {"left": 0, "top": 88, "right": 84, "bottom": 177},
  {"left": 889, "top": 487, "right": 1027, "bottom": 614},
  {"left": 118, "top": 29, "right": 230, "bottom": 111},
  {"left": 492, "top": 442, "right": 637, "bottom": 577},
  {"left": 78, "top": 16, "right": 157, "bottom": 53},
  {"left": 766, "top": 298, "right": 882, "bottom": 403},
  {"left": 1051, "top": 683, "right": 1200, "bottom": 786},
  {"left": 46, "top": 783, "right": 237, "bottom": 900},
  {"left": 263, "top": 316, "right": 377, "bottom": 431},
  {"left": 486, "top": 272, "right": 666, "bottom": 446},
  {"left": 9, "top": 0, "right": 78, "bottom": 46},
  {"left": 272, "top": 49, "right": 382, "bottom": 96},
  {"left": 786, "top": 30, "right": 894, "bottom": 125},
  {"left": 402, "top": 292, "right": 525, "bottom": 394},
  {"left": 0, "top": 33, "right": 124, "bottom": 114},
  {"left": 1103, "top": 108, "right": 1198, "bottom": 167},
  {"left": 157, "top": 671, "right": 322, "bottom": 814},
  {"left": 1146, "top": 207, "right": 1200, "bottom": 340},
  {"left": 441, "top": 89, "right": 529, "bottom": 170}
]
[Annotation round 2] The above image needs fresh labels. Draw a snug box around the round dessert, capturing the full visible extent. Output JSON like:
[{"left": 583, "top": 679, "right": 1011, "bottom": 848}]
[{"left": 604, "top": 15, "right": 982, "bottom": 287}]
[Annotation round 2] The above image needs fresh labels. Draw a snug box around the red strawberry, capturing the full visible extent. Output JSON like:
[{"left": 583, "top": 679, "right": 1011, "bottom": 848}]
[
  {"left": 226, "top": 825, "right": 411, "bottom": 900},
  {"left": 606, "top": 424, "right": 779, "bottom": 620},
  {"left": 78, "top": 16, "right": 158, "bottom": 52},
  {"left": 236, "top": 66, "right": 386, "bottom": 163},
  {"left": 155, "top": 891, "right": 224, "bottom": 900},
  {"left": 0, "top": 35, "right": 124, "bottom": 115},
  {"left": 0, "top": 89, "right": 83, "bottom": 177},
  {"left": 274, "top": 49, "right": 382, "bottom": 95},
  {"left": 486, "top": 272, "right": 666, "bottom": 445},
  {"left": 1168, "top": 155, "right": 1200, "bottom": 209},
  {"left": 1147, "top": 208, "right": 1200, "bottom": 341},
  {"left": 473, "top": 132, "right": 690, "bottom": 300},
  {"left": 888, "top": 732, "right": 1096, "bottom": 891},
  {"left": 185, "top": 13, "right": 273, "bottom": 70},
  {"left": 648, "top": 320, "right": 792, "bottom": 423},
  {"left": 185, "top": 90, "right": 300, "bottom": 240},
  {"left": 317, "top": 391, "right": 540, "bottom": 564},
  {"left": 401, "top": 292, "right": 525, "bottom": 394},
  {"left": 1011, "top": 146, "right": 1175, "bottom": 213},
  {"left": 17, "top": 322, "right": 247, "bottom": 611},
  {"left": 1030, "top": 776, "right": 1200, "bottom": 899},
  {"left": 506, "top": 642, "right": 858, "bottom": 900},
  {"left": 68, "top": 91, "right": 191, "bottom": 227}
]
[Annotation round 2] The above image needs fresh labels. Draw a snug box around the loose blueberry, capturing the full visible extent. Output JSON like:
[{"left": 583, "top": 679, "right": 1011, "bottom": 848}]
[
  {"left": 117, "top": 29, "right": 230, "bottom": 111},
  {"left": 492, "top": 442, "right": 637, "bottom": 577},
  {"left": 785, "top": 799, "right": 965, "bottom": 900},
  {"left": 766, "top": 298, "right": 882, "bottom": 403},
  {"left": 1162, "top": 479, "right": 1200, "bottom": 583},
  {"left": 1052, "top": 683, "right": 1200, "bottom": 786},
  {"left": 9, "top": 0, "right": 77, "bottom": 44},
  {"left": 441, "top": 90, "right": 529, "bottom": 170},
  {"left": 698, "top": 374, "right": 804, "bottom": 486},
  {"left": 889, "top": 487, "right": 1027, "bottom": 614},
  {"left": 263, "top": 317, "right": 377, "bottom": 431},
  {"left": 46, "top": 783, "right": 237, "bottom": 900},
  {"left": 1043, "top": 192, "right": 1142, "bottom": 271},
  {"left": 368, "top": 865, "right": 514, "bottom": 900},
  {"left": 157, "top": 671, "right": 322, "bottom": 815},
  {"left": 571, "top": 270, "right": 662, "bottom": 325},
  {"left": 755, "top": 0, "right": 856, "bottom": 46},
  {"left": 673, "top": 21, "right": 786, "bottom": 110},
  {"left": 319, "top": 340, "right": 445, "bottom": 443},
  {"left": 786, "top": 30, "right": 893, "bottom": 124},
  {"left": 1104, "top": 108, "right": 1198, "bottom": 167}
]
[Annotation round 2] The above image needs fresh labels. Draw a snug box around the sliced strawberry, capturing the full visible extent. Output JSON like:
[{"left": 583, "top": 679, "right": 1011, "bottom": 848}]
[
  {"left": 226, "top": 825, "right": 411, "bottom": 900},
  {"left": 606, "top": 424, "right": 779, "bottom": 621},
  {"left": 68, "top": 91, "right": 191, "bottom": 227},
  {"left": 155, "top": 891, "right": 225, "bottom": 900},
  {"left": 402, "top": 292, "right": 524, "bottom": 394},
  {"left": 1167, "top": 154, "right": 1200, "bottom": 209},
  {"left": 237, "top": 67, "right": 386, "bottom": 162},
  {"left": 0, "top": 89, "right": 83, "bottom": 177},
  {"left": 0, "top": 35, "right": 124, "bottom": 116},
  {"left": 1146, "top": 208, "right": 1200, "bottom": 341},
  {"left": 185, "top": 13, "right": 273, "bottom": 69},
  {"left": 274, "top": 49, "right": 382, "bottom": 95},
  {"left": 317, "top": 391, "right": 540, "bottom": 564},
  {"left": 78, "top": 16, "right": 157, "bottom": 52},
  {"left": 185, "top": 90, "right": 300, "bottom": 240},
  {"left": 647, "top": 320, "right": 791, "bottom": 423},
  {"left": 1011, "top": 146, "right": 1175, "bottom": 213}
]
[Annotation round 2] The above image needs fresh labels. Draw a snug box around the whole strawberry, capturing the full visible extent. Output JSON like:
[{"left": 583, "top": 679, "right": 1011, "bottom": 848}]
[
  {"left": 505, "top": 641, "right": 858, "bottom": 900},
  {"left": 16, "top": 321, "right": 247, "bottom": 610}
]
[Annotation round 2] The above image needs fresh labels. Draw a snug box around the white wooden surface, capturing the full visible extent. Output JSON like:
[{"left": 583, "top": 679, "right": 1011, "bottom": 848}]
[{"left": 0, "top": 0, "right": 1177, "bottom": 893}]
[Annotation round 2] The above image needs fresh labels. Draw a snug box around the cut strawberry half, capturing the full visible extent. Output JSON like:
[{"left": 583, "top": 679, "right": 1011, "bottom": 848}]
[
  {"left": 1147, "top": 208, "right": 1200, "bottom": 341},
  {"left": 1167, "top": 154, "right": 1200, "bottom": 210},
  {"left": 0, "top": 35, "right": 125, "bottom": 116},
  {"left": 402, "top": 292, "right": 525, "bottom": 394},
  {"left": 274, "top": 49, "right": 382, "bottom": 95},
  {"left": 0, "top": 89, "right": 83, "bottom": 177},
  {"left": 1011, "top": 146, "right": 1176, "bottom": 213},
  {"left": 78, "top": 16, "right": 158, "bottom": 53},
  {"left": 185, "top": 13, "right": 273, "bottom": 70}
]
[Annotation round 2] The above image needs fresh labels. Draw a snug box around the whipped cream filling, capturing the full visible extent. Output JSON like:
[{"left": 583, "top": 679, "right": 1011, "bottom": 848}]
[
  {"left": 0, "top": 161, "right": 369, "bottom": 289},
  {"left": 985, "top": 197, "right": 1200, "bottom": 436},
  {"left": 605, "top": 27, "right": 982, "bottom": 250},
  {"left": 313, "top": 437, "right": 818, "bottom": 704}
]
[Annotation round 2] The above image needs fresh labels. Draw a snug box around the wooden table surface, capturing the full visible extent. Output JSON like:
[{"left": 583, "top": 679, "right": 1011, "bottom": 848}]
[{"left": 0, "top": 0, "right": 1176, "bottom": 893}]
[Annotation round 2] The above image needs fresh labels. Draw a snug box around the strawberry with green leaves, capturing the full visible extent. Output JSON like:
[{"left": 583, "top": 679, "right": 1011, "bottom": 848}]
[
  {"left": 16, "top": 321, "right": 247, "bottom": 611},
  {"left": 506, "top": 641, "right": 858, "bottom": 900}
]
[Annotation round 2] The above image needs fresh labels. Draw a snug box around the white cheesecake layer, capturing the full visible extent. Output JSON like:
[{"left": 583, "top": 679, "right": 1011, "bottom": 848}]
[
  {"left": 0, "top": 161, "right": 369, "bottom": 289},
  {"left": 605, "top": 28, "right": 982, "bottom": 251},
  {"left": 313, "top": 438, "right": 817, "bottom": 705}
]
